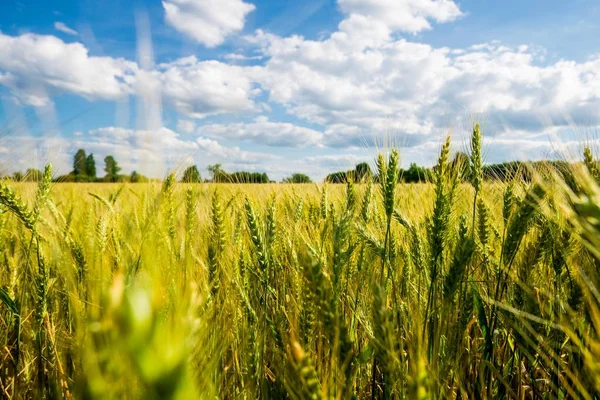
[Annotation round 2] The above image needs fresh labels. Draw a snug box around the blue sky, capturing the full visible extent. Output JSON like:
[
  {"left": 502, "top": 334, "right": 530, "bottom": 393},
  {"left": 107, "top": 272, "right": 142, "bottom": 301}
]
[{"left": 1, "top": 0, "right": 600, "bottom": 180}]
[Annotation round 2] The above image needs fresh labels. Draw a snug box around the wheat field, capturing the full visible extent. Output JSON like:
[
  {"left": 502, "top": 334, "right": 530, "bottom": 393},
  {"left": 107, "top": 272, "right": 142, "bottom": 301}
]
[{"left": 2, "top": 132, "right": 600, "bottom": 399}]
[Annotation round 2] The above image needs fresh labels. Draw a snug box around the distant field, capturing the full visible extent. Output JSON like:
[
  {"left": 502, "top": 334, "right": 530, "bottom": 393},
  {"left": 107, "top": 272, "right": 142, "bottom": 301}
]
[{"left": 2, "top": 146, "right": 600, "bottom": 398}]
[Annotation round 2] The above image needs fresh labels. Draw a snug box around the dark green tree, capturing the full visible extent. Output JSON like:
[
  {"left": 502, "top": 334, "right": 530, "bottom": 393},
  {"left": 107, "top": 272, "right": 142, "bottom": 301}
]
[
  {"left": 228, "top": 171, "right": 269, "bottom": 183},
  {"left": 130, "top": 171, "right": 148, "bottom": 183},
  {"left": 402, "top": 163, "right": 432, "bottom": 183},
  {"left": 86, "top": 154, "right": 97, "bottom": 181},
  {"left": 207, "top": 163, "right": 226, "bottom": 183},
  {"left": 325, "top": 171, "right": 349, "bottom": 183},
  {"left": 73, "top": 149, "right": 88, "bottom": 181},
  {"left": 182, "top": 166, "right": 202, "bottom": 183},
  {"left": 104, "top": 156, "right": 121, "bottom": 183},
  {"left": 283, "top": 173, "right": 312, "bottom": 183},
  {"left": 355, "top": 162, "right": 372, "bottom": 182}
]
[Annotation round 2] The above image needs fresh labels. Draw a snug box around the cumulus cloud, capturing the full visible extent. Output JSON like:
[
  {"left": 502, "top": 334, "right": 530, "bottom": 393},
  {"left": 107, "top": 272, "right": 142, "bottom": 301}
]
[
  {"left": 0, "top": 34, "right": 261, "bottom": 117},
  {"left": 197, "top": 116, "right": 324, "bottom": 147},
  {"left": 163, "top": 0, "right": 255, "bottom": 47},
  {"left": 303, "top": 153, "right": 371, "bottom": 169},
  {"left": 0, "top": 32, "right": 136, "bottom": 106},
  {"left": 338, "top": 0, "right": 463, "bottom": 33},
  {"left": 156, "top": 56, "right": 262, "bottom": 118},
  {"left": 196, "top": 136, "right": 279, "bottom": 164},
  {"left": 54, "top": 21, "right": 78, "bottom": 36},
  {"left": 249, "top": 25, "right": 600, "bottom": 150}
]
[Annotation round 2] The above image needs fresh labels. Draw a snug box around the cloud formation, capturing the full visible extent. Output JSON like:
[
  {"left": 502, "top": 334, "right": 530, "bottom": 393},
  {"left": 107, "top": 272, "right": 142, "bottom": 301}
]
[
  {"left": 198, "top": 116, "right": 324, "bottom": 147},
  {"left": 156, "top": 56, "right": 263, "bottom": 118},
  {"left": 163, "top": 0, "right": 256, "bottom": 47},
  {"left": 338, "top": 0, "right": 463, "bottom": 33},
  {"left": 249, "top": 29, "right": 600, "bottom": 148},
  {"left": 0, "top": 32, "right": 136, "bottom": 106}
]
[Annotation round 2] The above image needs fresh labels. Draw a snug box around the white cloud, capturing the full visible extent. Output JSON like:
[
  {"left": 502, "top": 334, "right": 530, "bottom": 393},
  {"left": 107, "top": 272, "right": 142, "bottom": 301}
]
[
  {"left": 338, "top": 0, "right": 463, "bottom": 33},
  {"left": 248, "top": 24, "right": 600, "bottom": 150},
  {"left": 224, "top": 53, "right": 264, "bottom": 61},
  {"left": 0, "top": 32, "right": 136, "bottom": 106},
  {"left": 196, "top": 136, "right": 279, "bottom": 163},
  {"left": 163, "top": 0, "right": 255, "bottom": 47},
  {"left": 157, "top": 56, "right": 262, "bottom": 118},
  {"left": 197, "top": 116, "right": 324, "bottom": 147},
  {"left": 54, "top": 21, "right": 78, "bottom": 36},
  {"left": 303, "top": 153, "right": 371, "bottom": 169},
  {"left": 0, "top": 34, "right": 261, "bottom": 118}
]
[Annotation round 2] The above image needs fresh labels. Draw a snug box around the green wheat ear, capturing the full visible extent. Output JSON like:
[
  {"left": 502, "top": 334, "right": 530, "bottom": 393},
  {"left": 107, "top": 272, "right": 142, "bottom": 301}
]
[
  {"left": 0, "top": 184, "right": 34, "bottom": 230},
  {"left": 0, "top": 165, "right": 50, "bottom": 231},
  {"left": 360, "top": 180, "right": 373, "bottom": 223},
  {"left": 244, "top": 197, "right": 268, "bottom": 272},
  {"left": 443, "top": 214, "right": 474, "bottom": 303},
  {"left": 32, "top": 164, "right": 53, "bottom": 224},
  {"left": 584, "top": 146, "right": 599, "bottom": 181},
  {"left": 208, "top": 190, "right": 226, "bottom": 295},
  {"left": 292, "top": 341, "right": 322, "bottom": 400},
  {"left": 470, "top": 124, "right": 483, "bottom": 194},
  {"left": 319, "top": 185, "right": 328, "bottom": 219},
  {"left": 383, "top": 149, "right": 399, "bottom": 220},
  {"left": 162, "top": 172, "right": 176, "bottom": 242},
  {"left": 345, "top": 179, "right": 356, "bottom": 213}
]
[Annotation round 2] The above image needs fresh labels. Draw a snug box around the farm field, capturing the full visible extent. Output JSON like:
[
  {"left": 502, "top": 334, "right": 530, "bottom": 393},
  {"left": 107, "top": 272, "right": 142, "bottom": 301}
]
[
  {"left": 2, "top": 140, "right": 600, "bottom": 399},
  {"left": 4, "top": 0, "right": 600, "bottom": 398}
]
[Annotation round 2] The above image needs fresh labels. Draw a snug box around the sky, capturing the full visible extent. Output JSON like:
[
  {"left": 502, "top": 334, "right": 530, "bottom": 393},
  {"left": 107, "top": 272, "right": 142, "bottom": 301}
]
[{"left": 1, "top": 0, "right": 600, "bottom": 180}]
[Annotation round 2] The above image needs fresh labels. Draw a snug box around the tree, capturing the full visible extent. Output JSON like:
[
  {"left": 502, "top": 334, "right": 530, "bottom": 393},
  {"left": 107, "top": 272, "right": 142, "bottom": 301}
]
[
  {"left": 104, "top": 156, "right": 121, "bottom": 183},
  {"left": 325, "top": 171, "right": 349, "bottom": 183},
  {"left": 207, "top": 163, "right": 225, "bottom": 183},
  {"left": 325, "top": 162, "right": 373, "bottom": 183},
  {"left": 130, "top": 171, "right": 142, "bottom": 183},
  {"left": 402, "top": 163, "right": 432, "bottom": 183},
  {"left": 182, "top": 165, "right": 202, "bottom": 183},
  {"left": 229, "top": 171, "right": 269, "bottom": 183},
  {"left": 12, "top": 171, "right": 23, "bottom": 181},
  {"left": 73, "top": 149, "right": 87, "bottom": 174},
  {"left": 86, "top": 154, "right": 97, "bottom": 181},
  {"left": 283, "top": 173, "right": 312, "bottom": 183},
  {"left": 355, "top": 162, "right": 372, "bottom": 182},
  {"left": 73, "top": 149, "right": 88, "bottom": 181}
]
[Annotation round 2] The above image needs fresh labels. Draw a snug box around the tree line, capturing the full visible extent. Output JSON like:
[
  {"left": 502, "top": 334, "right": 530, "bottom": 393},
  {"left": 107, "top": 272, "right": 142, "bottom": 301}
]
[
  {"left": 1, "top": 150, "right": 135, "bottom": 183},
  {"left": 0, "top": 149, "right": 282, "bottom": 184},
  {"left": 3, "top": 148, "right": 575, "bottom": 184},
  {"left": 325, "top": 152, "right": 582, "bottom": 184}
]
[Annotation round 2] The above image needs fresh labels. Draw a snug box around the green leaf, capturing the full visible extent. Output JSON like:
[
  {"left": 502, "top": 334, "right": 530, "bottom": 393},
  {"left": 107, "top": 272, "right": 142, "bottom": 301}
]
[
  {"left": 474, "top": 289, "right": 489, "bottom": 341},
  {"left": 357, "top": 343, "right": 374, "bottom": 364},
  {"left": 0, "top": 287, "right": 18, "bottom": 314}
]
